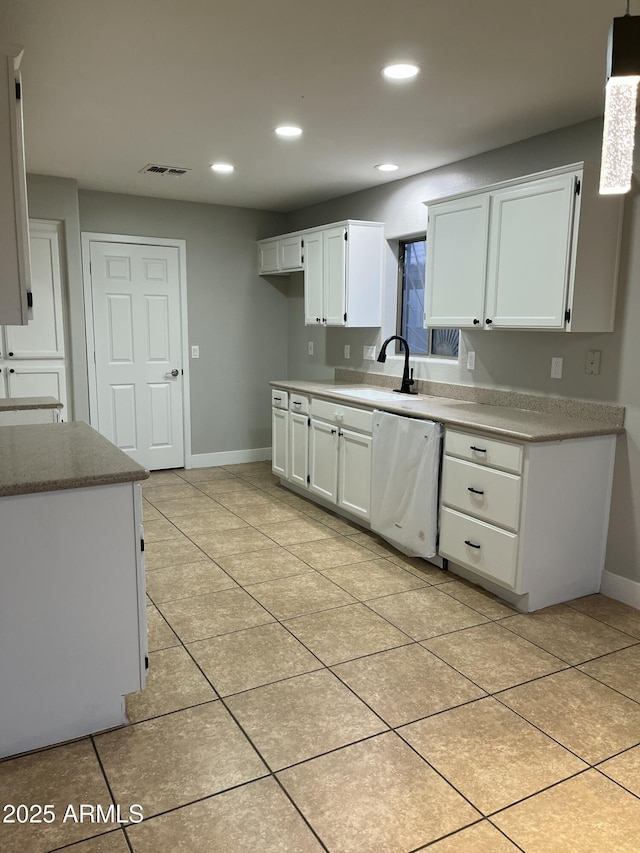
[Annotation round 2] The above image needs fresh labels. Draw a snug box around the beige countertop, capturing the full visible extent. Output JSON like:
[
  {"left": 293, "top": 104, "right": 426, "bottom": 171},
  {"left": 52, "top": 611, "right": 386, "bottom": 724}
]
[
  {"left": 0, "top": 396, "right": 63, "bottom": 411},
  {"left": 271, "top": 380, "right": 624, "bottom": 442},
  {"left": 0, "top": 421, "right": 149, "bottom": 497}
]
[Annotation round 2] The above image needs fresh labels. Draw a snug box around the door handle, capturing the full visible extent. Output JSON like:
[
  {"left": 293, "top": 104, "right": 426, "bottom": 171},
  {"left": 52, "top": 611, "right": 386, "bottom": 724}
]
[{"left": 166, "top": 369, "right": 180, "bottom": 377}]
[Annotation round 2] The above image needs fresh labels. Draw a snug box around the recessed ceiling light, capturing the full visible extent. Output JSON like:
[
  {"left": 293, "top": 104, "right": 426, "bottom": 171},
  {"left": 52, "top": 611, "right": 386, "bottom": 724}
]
[
  {"left": 210, "top": 163, "right": 234, "bottom": 173},
  {"left": 275, "top": 125, "right": 303, "bottom": 138},
  {"left": 376, "top": 163, "right": 399, "bottom": 172},
  {"left": 381, "top": 63, "right": 420, "bottom": 81}
]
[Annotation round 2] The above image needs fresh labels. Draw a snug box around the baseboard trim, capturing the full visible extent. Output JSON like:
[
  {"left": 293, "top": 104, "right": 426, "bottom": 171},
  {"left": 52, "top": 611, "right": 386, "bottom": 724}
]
[
  {"left": 600, "top": 570, "right": 640, "bottom": 609},
  {"left": 189, "top": 448, "right": 272, "bottom": 469}
]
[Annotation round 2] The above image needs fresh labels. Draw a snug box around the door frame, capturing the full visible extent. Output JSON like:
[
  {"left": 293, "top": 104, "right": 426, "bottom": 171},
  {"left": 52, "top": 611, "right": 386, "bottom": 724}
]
[{"left": 81, "top": 232, "right": 192, "bottom": 468}]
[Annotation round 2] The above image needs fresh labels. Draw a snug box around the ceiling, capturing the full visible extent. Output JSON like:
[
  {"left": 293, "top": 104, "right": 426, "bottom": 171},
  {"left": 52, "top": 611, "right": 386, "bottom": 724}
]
[{"left": 0, "top": 0, "right": 626, "bottom": 212}]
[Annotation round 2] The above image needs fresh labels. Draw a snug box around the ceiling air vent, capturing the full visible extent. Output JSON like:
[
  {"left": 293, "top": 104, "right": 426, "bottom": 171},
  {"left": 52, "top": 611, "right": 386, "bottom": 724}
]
[{"left": 140, "top": 164, "right": 192, "bottom": 177}]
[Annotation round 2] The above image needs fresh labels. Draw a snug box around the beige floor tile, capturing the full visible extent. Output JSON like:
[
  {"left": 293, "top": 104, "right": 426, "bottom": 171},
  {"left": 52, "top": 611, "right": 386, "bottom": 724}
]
[
  {"left": 144, "top": 537, "right": 207, "bottom": 570},
  {"left": 232, "top": 503, "right": 304, "bottom": 527},
  {"left": 303, "top": 509, "right": 361, "bottom": 533},
  {"left": 145, "top": 560, "right": 237, "bottom": 603},
  {"left": 567, "top": 593, "right": 640, "bottom": 638},
  {"left": 235, "top": 472, "right": 280, "bottom": 488},
  {"left": 0, "top": 740, "right": 118, "bottom": 853},
  {"left": 500, "top": 604, "right": 636, "bottom": 665},
  {"left": 142, "top": 483, "right": 203, "bottom": 504},
  {"left": 141, "top": 518, "right": 184, "bottom": 543},
  {"left": 262, "top": 487, "right": 320, "bottom": 510},
  {"left": 177, "top": 467, "right": 239, "bottom": 483},
  {"left": 283, "top": 603, "right": 411, "bottom": 665},
  {"left": 439, "top": 579, "right": 517, "bottom": 618},
  {"left": 599, "top": 745, "right": 640, "bottom": 796},
  {"left": 227, "top": 669, "right": 387, "bottom": 770},
  {"left": 387, "top": 553, "right": 452, "bottom": 584},
  {"left": 141, "top": 500, "right": 163, "bottom": 522},
  {"left": 95, "top": 703, "right": 266, "bottom": 819},
  {"left": 194, "top": 527, "right": 276, "bottom": 558},
  {"left": 150, "top": 495, "right": 223, "bottom": 519},
  {"left": 125, "top": 646, "right": 216, "bottom": 722},
  {"left": 187, "top": 622, "right": 321, "bottom": 696},
  {"left": 345, "top": 531, "right": 401, "bottom": 557},
  {"left": 158, "top": 587, "right": 274, "bottom": 643},
  {"left": 258, "top": 517, "right": 339, "bottom": 545},
  {"left": 498, "top": 669, "right": 640, "bottom": 764},
  {"left": 146, "top": 604, "right": 180, "bottom": 651},
  {"left": 427, "top": 821, "right": 520, "bottom": 852},
  {"left": 278, "top": 732, "right": 479, "bottom": 852},
  {"left": 368, "top": 586, "right": 489, "bottom": 640},
  {"left": 144, "top": 470, "right": 185, "bottom": 486},
  {"left": 423, "top": 623, "right": 567, "bottom": 693},
  {"left": 171, "top": 510, "right": 249, "bottom": 536},
  {"left": 216, "top": 546, "right": 313, "bottom": 585},
  {"left": 67, "top": 833, "right": 131, "bottom": 853},
  {"left": 224, "top": 460, "right": 272, "bottom": 475},
  {"left": 492, "top": 769, "right": 640, "bottom": 853},
  {"left": 287, "top": 537, "right": 378, "bottom": 569},
  {"left": 579, "top": 644, "right": 640, "bottom": 702},
  {"left": 333, "top": 644, "right": 485, "bottom": 727},
  {"left": 402, "top": 697, "right": 586, "bottom": 814},
  {"left": 126, "top": 777, "right": 323, "bottom": 852},
  {"left": 246, "top": 572, "right": 356, "bottom": 619},
  {"left": 215, "top": 492, "right": 289, "bottom": 511},
  {"left": 197, "top": 478, "right": 262, "bottom": 495},
  {"left": 322, "top": 558, "right": 428, "bottom": 600}
]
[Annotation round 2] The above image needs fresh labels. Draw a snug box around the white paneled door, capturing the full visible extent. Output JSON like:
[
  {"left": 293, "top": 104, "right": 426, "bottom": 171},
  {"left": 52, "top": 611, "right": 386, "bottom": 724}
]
[{"left": 89, "top": 242, "right": 184, "bottom": 469}]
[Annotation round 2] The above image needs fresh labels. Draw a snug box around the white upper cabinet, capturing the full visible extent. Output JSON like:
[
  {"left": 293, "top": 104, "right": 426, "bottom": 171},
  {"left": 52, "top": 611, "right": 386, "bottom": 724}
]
[
  {"left": 424, "top": 163, "right": 623, "bottom": 332},
  {"left": 261, "top": 220, "right": 384, "bottom": 328},
  {"left": 0, "top": 47, "right": 31, "bottom": 326}
]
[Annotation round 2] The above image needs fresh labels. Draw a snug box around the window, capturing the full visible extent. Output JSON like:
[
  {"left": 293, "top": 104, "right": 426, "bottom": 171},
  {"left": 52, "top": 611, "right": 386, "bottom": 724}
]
[{"left": 398, "top": 238, "right": 459, "bottom": 358}]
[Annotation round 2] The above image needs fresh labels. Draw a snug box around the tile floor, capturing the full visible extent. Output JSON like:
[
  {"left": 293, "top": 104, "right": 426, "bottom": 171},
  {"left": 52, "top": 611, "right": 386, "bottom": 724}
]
[{"left": 2, "top": 461, "right": 640, "bottom": 851}]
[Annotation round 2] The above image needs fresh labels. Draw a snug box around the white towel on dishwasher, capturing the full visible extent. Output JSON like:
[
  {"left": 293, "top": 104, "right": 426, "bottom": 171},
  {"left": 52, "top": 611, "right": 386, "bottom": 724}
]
[{"left": 370, "top": 410, "right": 442, "bottom": 558}]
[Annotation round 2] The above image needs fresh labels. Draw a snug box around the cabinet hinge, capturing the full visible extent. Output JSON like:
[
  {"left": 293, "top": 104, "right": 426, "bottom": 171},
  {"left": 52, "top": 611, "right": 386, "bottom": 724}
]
[
  {"left": 574, "top": 178, "right": 581, "bottom": 196},
  {"left": 306, "top": 474, "right": 310, "bottom": 484},
  {"left": 565, "top": 308, "right": 571, "bottom": 323},
  {"left": 343, "top": 312, "right": 347, "bottom": 322},
  {"left": 145, "top": 655, "right": 149, "bottom": 670},
  {"left": 15, "top": 80, "right": 21, "bottom": 100},
  {"left": 344, "top": 230, "right": 348, "bottom": 241},
  {"left": 27, "top": 291, "right": 33, "bottom": 308},
  {"left": 307, "top": 416, "right": 311, "bottom": 426},
  {"left": 301, "top": 239, "right": 304, "bottom": 248},
  {"left": 140, "top": 537, "right": 145, "bottom": 552}
]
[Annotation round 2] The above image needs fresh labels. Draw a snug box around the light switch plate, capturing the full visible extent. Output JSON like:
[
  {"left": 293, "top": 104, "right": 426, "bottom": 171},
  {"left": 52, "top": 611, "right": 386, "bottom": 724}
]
[
  {"left": 551, "top": 356, "right": 563, "bottom": 379},
  {"left": 191, "top": 345, "right": 199, "bottom": 358},
  {"left": 344, "top": 344, "right": 350, "bottom": 359},
  {"left": 466, "top": 350, "right": 476, "bottom": 370},
  {"left": 363, "top": 345, "right": 376, "bottom": 360},
  {"left": 308, "top": 341, "right": 314, "bottom": 356}
]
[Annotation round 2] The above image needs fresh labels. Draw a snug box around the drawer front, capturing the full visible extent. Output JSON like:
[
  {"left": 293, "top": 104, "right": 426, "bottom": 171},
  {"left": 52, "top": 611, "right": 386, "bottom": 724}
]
[
  {"left": 441, "top": 455, "right": 522, "bottom": 531},
  {"left": 439, "top": 507, "right": 518, "bottom": 588},
  {"left": 311, "top": 397, "right": 373, "bottom": 433},
  {"left": 271, "top": 389, "right": 289, "bottom": 409},
  {"left": 289, "top": 393, "right": 309, "bottom": 414},
  {"left": 445, "top": 428, "right": 523, "bottom": 474}
]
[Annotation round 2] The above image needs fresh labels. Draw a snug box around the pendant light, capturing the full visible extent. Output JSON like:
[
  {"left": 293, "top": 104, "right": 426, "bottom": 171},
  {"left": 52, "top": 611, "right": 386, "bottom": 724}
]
[{"left": 599, "top": 2, "right": 640, "bottom": 194}]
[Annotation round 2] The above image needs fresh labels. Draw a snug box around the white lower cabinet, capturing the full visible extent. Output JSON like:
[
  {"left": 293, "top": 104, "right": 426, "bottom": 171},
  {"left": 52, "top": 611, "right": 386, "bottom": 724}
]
[
  {"left": 337, "top": 427, "right": 372, "bottom": 519},
  {"left": 439, "top": 427, "right": 617, "bottom": 610},
  {"left": 289, "top": 408, "right": 310, "bottom": 488},
  {"left": 309, "top": 417, "right": 339, "bottom": 503}
]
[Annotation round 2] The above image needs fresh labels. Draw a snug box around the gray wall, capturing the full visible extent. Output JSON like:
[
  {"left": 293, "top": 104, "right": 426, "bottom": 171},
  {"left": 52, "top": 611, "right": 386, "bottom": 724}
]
[
  {"left": 284, "top": 117, "right": 640, "bottom": 586},
  {"left": 78, "top": 191, "right": 288, "bottom": 456},
  {"left": 26, "top": 174, "right": 88, "bottom": 421}
]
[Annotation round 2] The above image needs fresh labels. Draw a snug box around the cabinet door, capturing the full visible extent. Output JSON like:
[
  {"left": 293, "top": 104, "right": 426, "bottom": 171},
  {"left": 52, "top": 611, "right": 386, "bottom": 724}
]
[
  {"left": 338, "top": 428, "right": 372, "bottom": 520},
  {"left": 309, "top": 418, "right": 338, "bottom": 503},
  {"left": 304, "top": 231, "right": 324, "bottom": 325},
  {"left": 323, "top": 226, "right": 347, "bottom": 326},
  {"left": 485, "top": 173, "right": 575, "bottom": 329},
  {"left": 4, "top": 221, "right": 65, "bottom": 359},
  {"left": 280, "top": 235, "right": 303, "bottom": 271},
  {"left": 425, "top": 195, "right": 489, "bottom": 328},
  {"left": 272, "top": 407, "right": 289, "bottom": 478},
  {"left": 259, "top": 240, "right": 280, "bottom": 274},
  {"left": 289, "top": 411, "right": 309, "bottom": 488},
  {"left": 5, "top": 362, "right": 68, "bottom": 419}
]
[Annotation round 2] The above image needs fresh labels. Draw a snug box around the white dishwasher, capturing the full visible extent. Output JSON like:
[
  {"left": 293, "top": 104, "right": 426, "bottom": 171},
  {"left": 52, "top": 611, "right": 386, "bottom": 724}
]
[{"left": 370, "top": 410, "right": 442, "bottom": 558}]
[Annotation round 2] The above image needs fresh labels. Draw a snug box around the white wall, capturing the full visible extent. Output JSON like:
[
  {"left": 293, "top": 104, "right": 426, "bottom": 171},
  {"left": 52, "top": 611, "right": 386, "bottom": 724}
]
[
  {"left": 284, "top": 118, "right": 640, "bottom": 586},
  {"left": 78, "top": 191, "right": 289, "bottom": 457}
]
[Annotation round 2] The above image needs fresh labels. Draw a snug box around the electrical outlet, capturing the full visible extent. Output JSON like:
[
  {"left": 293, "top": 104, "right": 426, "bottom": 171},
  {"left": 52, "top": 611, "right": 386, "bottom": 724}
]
[
  {"left": 586, "top": 349, "right": 601, "bottom": 375},
  {"left": 191, "top": 345, "right": 199, "bottom": 358},
  {"left": 344, "top": 344, "right": 350, "bottom": 359},
  {"left": 551, "top": 356, "right": 563, "bottom": 380},
  {"left": 466, "top": 350, "right": 476, "bottom": 370},
  {"left": 307, "top": 341, "right": 314, "bottom": 356},
  {"left": 363, "top": 345, "right": 376, "bottom": 360}
]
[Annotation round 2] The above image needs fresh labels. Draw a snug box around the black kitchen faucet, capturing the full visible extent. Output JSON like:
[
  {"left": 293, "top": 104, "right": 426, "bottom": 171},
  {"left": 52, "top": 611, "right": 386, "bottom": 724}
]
[{"left": 376, "top": 335, "right": 418, "bottom": 395}]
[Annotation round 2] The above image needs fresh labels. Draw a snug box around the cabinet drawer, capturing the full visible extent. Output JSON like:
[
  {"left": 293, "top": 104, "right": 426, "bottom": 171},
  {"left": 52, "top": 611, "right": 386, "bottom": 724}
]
[
  {"left": 289, "top": 393, "right": 309, "bottom": 414},
  {"left": 441, "top": 456, "right": 522, "bottom": 531},
  {"left": 271, "top": 389, "right": 289, "bottom": 409},
  {"left": 439, "top": 507, "right": 518, "bottom": 588},
  {"left": 445, "top": 429, "right": 523, "bottom": 473},
  {"left": 311, "top": 397, "right": 373, "bottom": 433}
]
